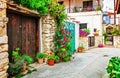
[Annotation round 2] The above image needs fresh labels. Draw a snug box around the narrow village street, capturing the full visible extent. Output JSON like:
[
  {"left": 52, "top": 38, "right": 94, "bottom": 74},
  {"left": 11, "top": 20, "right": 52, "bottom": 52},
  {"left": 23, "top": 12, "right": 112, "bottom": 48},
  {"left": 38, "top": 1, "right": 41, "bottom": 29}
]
[{"left": 24, "top": 47, "right": 120, "bottom": 78}]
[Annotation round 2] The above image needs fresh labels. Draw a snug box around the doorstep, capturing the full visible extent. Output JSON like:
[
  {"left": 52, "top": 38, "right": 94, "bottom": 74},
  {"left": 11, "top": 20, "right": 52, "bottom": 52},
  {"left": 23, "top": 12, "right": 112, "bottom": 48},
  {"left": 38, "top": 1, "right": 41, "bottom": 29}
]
[{"left": 29, "top": 62, "right": 46, "bottom": 69}]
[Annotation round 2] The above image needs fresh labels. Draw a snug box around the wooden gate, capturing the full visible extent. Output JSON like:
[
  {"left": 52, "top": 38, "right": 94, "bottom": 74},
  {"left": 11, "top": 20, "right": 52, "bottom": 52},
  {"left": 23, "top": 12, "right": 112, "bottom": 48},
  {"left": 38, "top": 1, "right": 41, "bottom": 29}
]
[
  {"left": 7, "top": 10, "right": 39, "bottom": 61},
  {"left": 65, "top": 22, "right": 75, "bottom": 54}
]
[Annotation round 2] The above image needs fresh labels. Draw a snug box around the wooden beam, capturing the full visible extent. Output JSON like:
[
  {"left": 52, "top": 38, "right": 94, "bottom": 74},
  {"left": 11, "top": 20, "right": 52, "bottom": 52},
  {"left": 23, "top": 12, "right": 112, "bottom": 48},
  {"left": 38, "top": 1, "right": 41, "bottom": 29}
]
[{"left": 7, "top": 2, "right": 40, "bottom": 17}]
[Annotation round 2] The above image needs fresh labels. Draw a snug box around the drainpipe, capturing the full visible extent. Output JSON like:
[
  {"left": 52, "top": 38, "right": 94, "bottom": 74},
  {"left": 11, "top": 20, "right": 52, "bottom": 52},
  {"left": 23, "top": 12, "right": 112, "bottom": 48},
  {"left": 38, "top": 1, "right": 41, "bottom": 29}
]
[
  {"left": 114, "top": 0, "right": 116, "bottom": 24},
  {"left": 97, "top": 0, "right": 100, "bottom": 6},
  {"left": 69, "top": 0, "right": 70, "bottom": 13}
]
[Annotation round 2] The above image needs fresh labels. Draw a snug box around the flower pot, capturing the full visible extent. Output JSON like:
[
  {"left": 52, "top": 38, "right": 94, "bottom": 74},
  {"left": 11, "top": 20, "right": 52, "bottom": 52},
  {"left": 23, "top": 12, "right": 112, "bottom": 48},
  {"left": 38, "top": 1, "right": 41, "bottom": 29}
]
[
  {"left": 48, "top": 60, "right": 55, "bottom": 66},
  {"left": 23, "top": 61, "right": 27, "bottom": 72},
  {"left": 94, "top": 33, "right": 99, "bottom": 36},
  {"left": 78, "top": 48, "right": 83, "bottom": 53},
  {"left": 38, "top": 58, "right": 44, "bottom": 64}
]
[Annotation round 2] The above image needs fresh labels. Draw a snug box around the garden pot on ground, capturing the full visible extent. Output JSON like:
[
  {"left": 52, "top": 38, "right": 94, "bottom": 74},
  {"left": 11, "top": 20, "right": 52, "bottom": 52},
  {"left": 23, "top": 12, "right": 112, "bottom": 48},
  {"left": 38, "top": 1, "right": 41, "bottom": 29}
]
[
  {"left": 23, "top": 61, "right": 27, "bottom": 72},
  {"left": 38, "top": 58, "right": 44, "bottom": 64},
  {"left": 78, "top": 48, "right": 83, "bottom": 53},
  {"left": 48, "top": 60, "right": 55, "bottom": 66}
]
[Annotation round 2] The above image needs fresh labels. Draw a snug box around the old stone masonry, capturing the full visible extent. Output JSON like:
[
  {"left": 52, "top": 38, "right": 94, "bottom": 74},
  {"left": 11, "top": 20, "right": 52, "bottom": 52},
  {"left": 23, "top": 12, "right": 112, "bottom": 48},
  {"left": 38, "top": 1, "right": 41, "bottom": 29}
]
[{"left": 0, "top": 0, "right": 9, "bottom": 78}]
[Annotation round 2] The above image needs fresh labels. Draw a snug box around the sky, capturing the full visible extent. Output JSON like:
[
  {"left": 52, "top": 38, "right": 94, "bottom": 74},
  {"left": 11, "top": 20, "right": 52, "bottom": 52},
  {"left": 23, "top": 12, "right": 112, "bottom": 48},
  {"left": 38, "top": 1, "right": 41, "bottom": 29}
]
[{"left": 102, "top": 0, "right": 115, "bottom": 13}]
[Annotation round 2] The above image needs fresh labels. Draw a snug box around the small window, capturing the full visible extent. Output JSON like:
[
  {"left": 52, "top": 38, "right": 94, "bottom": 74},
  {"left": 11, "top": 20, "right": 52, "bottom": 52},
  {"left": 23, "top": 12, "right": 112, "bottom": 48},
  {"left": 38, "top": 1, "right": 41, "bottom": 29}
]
[
  {"left": 79, "top": 23, "right": 87, "bottom": 29},
  {"left": 94, "top": 28, "right": 97, "bottom": 32}
]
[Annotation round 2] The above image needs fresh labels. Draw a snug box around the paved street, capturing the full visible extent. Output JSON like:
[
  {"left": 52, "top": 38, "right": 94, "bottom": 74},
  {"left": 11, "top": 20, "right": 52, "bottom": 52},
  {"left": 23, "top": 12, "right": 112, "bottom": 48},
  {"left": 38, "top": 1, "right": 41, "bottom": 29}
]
[{"left": 24, "top": 48, "right": 120, "bottom": 78}]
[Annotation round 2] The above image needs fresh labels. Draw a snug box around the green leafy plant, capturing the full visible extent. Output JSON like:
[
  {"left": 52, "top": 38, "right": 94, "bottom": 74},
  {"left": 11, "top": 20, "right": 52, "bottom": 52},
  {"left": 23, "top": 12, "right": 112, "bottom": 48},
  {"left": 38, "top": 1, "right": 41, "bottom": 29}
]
[
  {"left": 106, "top": 37, "right": 110, "bottom": 41},
  {"left": 14, "top": 0, "right": 50, "bottom": 14},
  {"left": 106, "top": 57, "right": 120, "bottom": 78},
  {"left": 48, "top": 54, "right": 57, "bottom": 60},
  {"left": 8, "top": 48, "right": 33, "bottom": 77},
  {"left": 49, "top": 0, "right": 67, "bottom": 26},
  {"left": 53, "top": 28, "right": 72, "bottom": 60},
  {"left": 103, "top": 32, "right": 108, "bottom": 37},
  {"left": 36, "top": 53, "right": 47, "bottom": 59},
  {"left": 23, "top": 55, "right": 33, "bottom": 65},
  {"left": 83, "top": 28, "right": 90, "bottom": 34},
  {"left": 63, "top": 55, "right": 71, "bottom": 62},
  {"left": 96, "top": 6, "right": 101, "bottom": 11},
  {"left": 78, "top": 44, "right": 85, "bottom": 49}
]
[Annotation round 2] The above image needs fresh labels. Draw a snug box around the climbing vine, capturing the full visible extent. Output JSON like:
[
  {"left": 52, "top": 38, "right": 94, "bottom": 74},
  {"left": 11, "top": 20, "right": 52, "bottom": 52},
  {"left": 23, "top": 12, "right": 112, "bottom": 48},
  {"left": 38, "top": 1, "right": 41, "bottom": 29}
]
[{"left": 14, "top": 0, "right": 51, "bottom": 14}]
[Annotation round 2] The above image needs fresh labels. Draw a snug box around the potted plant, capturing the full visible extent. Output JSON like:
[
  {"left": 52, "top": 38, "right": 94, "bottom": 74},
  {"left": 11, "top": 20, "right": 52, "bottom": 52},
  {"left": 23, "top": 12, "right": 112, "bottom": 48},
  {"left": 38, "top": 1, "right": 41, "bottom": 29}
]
[
  {"left": 36, "top": 53, "right": 47, "bottom": 64},
  {"left": 47, "top": 54, "right": 57, "bottom": 66},
  {"left": 98, "top": 43, "right": 104, "bottom": 48},
  {"left": 94, "top": 30, "right": 99, "bottom": 36},
  {"left": 55, "top": 55, "right": 60, "bottom": 63},
  {"left": 22, "top": 55, "right": 33, "bottom": 72},
  {"left": 8, "top": 48, "right": 33, "bottom": 77},
  {"left": 78, "top": 44, "right": 84, "bottom": 52},
  {"left": 79, "top": 28, "right": 90, "bottom": 37}
]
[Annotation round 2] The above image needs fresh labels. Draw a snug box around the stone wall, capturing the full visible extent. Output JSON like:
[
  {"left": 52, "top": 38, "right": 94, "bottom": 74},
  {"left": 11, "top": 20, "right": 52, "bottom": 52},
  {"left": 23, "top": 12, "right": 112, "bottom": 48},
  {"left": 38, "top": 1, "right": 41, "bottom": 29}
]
[
  {"left": 0, "top": 0, "right": 9, "bottom": 78},
  {"left": 79, "top": 36, "right": 104, "bottom": 50},
  {"left": 95, "top": 36, "right": 104, "bottom": 47},
  {"left": 79, "top": 37, "right": 88, "bottom": 50},
  {"left": 41, "top": 15, "right": 56, "bottom": 53},
  {"left": 113, "top": 36, "right": 120, "bottom": 48}
]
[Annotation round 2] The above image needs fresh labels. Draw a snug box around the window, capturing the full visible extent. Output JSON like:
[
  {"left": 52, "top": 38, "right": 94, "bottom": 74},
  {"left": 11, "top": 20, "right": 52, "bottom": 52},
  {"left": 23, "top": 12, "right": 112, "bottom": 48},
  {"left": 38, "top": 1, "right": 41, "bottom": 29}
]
[
  {"left": 79, "top": 23, "right": 87, "bottom": 29},
  {"left": 94, "top": 28, "right": 97, "bottom": 32},
  {"left": 83, "top": 1, "right": 93, "bottom": 10}
]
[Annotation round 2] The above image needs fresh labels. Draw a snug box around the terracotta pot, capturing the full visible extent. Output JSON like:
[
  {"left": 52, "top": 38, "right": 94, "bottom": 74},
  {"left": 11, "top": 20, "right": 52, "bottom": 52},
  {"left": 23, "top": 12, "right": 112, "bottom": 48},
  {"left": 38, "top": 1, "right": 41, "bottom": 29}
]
[
  {"left": 23, "top": 61, "right": 27, "bottom": 72},
  {"left": 48, "top": 60, "right": 55, "bottom": 66},
  {"left": 38, "top": 58, "right": 44, "bottom": 64},
  {"left": 94, "top": 33, "right": 99, "bottom": 36},
  {"left": 78, "top": 48, "right": 83, "bottom": 53}
]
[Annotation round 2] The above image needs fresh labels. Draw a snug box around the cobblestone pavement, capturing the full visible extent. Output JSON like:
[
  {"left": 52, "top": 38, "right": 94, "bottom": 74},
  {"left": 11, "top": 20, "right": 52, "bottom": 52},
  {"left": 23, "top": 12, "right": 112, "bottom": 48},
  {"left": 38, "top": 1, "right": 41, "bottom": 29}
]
[{"left": 24, "top": 48, "right": 120, "bottom": 78}]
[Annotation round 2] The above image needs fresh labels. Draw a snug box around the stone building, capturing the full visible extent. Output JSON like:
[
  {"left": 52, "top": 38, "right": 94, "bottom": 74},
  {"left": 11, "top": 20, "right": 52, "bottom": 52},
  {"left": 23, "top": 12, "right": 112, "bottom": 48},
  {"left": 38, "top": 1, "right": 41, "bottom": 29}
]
[
  {"left": 0, "top": 0, "right": 9, "bottom": 78},
  {"left": 0, "top": 0, "right": 56, "bottom": 77}
]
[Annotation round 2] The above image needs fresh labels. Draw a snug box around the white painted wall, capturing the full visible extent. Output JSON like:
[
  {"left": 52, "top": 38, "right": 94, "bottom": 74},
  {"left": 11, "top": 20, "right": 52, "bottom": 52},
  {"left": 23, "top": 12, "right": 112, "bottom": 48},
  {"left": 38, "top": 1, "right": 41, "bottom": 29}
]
[
  {"left": 74, "top": 23, "right": 79, "bottom": 50},
  {"left": 68, "top": 11, "right": 103, "bottom": 36}
]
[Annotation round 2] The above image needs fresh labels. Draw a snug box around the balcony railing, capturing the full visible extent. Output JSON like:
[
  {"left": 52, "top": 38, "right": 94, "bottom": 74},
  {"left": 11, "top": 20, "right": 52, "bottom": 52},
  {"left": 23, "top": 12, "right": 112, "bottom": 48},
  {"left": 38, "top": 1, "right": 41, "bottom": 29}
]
[{"left": 65, "top": 7, "right": 96, "bottom": 13}]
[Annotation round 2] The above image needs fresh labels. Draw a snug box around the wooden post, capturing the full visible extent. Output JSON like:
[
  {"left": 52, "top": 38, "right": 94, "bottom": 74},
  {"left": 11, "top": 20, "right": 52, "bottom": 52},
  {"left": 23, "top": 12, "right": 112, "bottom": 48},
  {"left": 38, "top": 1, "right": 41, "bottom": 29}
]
[
  {"left": 98, "top": 0, "right": 100, "bottom": 6},
  {"left": 69, "top": 0, "right": 70, "bottom": 13},
  {"left": 114, "top": 0, "right": 116, "bottom": 24}
]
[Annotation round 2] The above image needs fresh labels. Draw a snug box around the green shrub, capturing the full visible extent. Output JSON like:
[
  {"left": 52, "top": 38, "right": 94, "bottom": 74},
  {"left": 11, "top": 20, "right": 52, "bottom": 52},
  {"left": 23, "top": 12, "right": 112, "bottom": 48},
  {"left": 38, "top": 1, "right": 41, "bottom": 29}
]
[
  {"left": 36, "top": 53, "right": 47, "bottom": 59},
  {"left": 106, "top": 57, "right": 120, "bottom": 78},
  {"left": 8, "top": 48, "right": 33, "bottom": 77},
  {"left": 63, "top": 55, "right": 71, "bottom": 62}
]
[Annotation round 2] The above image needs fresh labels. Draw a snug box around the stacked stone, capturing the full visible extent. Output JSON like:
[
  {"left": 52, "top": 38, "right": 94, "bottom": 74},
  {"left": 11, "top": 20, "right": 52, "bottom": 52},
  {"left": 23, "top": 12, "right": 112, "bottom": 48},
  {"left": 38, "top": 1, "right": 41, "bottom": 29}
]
[
  {"left": 114, "top": 36, "right": 120, "bottom": 48},
  {"left": 41, "top": 15, "right": 56, "bottom": 53},
  {"left": 79, "top": 37, "right": 88, "bottom": 50},
  {"left": 95, "top": 36, "right": 104, "bottom": 47},
  {"left": 0, "top": 0, "right": 9, "bottom": 78}
]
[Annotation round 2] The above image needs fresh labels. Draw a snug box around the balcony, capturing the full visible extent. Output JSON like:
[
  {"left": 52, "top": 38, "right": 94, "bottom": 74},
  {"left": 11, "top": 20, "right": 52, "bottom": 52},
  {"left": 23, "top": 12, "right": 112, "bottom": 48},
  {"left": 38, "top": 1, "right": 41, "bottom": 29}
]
[{"left": 65, "top": 6, "right": 100, "bottom": 13}]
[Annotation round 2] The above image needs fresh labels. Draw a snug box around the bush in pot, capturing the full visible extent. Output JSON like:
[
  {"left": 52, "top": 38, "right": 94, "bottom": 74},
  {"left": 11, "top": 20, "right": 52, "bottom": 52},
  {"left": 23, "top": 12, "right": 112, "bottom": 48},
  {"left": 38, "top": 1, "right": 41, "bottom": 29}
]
[
  {"left": 36, "top": 53, "right": 47, "bottom": 64},
  {"left": 98, "top": 43, "right": 104, "bottom": 48},
  {"left": 8, "top": 48, "right": 33, "bottom": 77},
  {"left": 78, "top": 44, "right": 84, "bottom": 52},
  {"left": 47, "top": 54, "right": 57, "bottom": 66}
]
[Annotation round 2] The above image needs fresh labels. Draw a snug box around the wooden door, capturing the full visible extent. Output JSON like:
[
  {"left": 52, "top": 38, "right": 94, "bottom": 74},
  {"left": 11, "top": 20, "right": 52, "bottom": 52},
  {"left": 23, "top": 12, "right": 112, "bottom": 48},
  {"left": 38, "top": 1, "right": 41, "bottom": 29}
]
[
  {"left": 7, "top": 11, "right": 39, "bottom": 61},
  {"left": 88, "top": 36, "right": 95, "bottom": 47}
]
